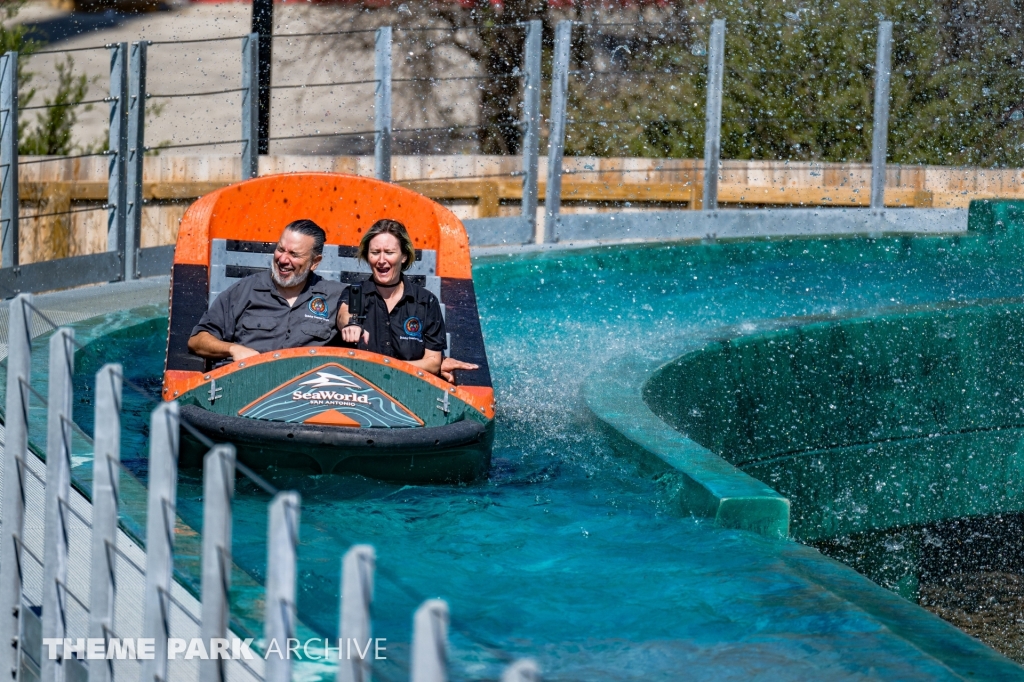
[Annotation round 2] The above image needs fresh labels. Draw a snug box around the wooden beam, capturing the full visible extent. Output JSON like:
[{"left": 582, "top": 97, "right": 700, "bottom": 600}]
[{"left": 13, "top": 179, "right": 1018, "bottom": 216}]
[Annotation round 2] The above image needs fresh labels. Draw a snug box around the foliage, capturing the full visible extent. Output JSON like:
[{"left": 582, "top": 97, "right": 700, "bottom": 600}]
[
  {"left": 566, "top": 0, "right": 1024, "bottom": 166},
  {"left": 20, "top": 57, "right": 94, "bottom": 155},
  {"left": 0, "top": 0, "right": 98, "bottom": 155}
]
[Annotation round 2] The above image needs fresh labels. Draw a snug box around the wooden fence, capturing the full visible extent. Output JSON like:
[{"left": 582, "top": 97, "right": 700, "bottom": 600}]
[{"left": 12, "top": 154, "right": 1024, "bottom": 264}]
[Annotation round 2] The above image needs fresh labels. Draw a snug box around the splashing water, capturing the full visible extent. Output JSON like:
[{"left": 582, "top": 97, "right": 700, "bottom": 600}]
[{"left": 59, "top": 240, "right": 1024, "bottom": 681}]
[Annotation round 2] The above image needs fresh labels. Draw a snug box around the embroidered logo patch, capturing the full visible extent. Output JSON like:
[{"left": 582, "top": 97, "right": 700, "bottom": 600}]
[
  {"left": 308, "top": 296, "right": 329, "bottom": 319},
  {"left": 403, "top": 316, "right": 422, "bottom": 338}
]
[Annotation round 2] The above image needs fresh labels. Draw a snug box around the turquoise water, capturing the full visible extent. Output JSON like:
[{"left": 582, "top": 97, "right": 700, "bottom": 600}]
[{"left": 28, "top": 237, "right": 1024, "bottom": 680}]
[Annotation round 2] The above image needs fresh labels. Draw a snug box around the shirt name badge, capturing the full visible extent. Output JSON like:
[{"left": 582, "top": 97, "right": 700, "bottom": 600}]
[
  {"left": 308, "top": 296, "right": 329, "bottom": 319},
  {"left": 403, "top": 316, "right": 423, "bottom": 340}
]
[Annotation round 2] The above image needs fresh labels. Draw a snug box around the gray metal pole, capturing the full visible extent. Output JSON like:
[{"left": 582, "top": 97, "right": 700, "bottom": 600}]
[
  {"left": 501, "top": 659, "right": 540, "bottom": 682},
  {"left": 870, "top": 20, "right": 893, "bottom": 211},
  {"left": 107, "top": 43, "right": 128, "bottom": 278},
  {"left": 374, "top": 27, "right": 392, "bottom": 182},
  {"left": 41, "top": 328, "right": 75, "bottom": 682},
  {"left": 241, "top": 33, "right": 259, "bottom": 180},
  {"left": 265, "top": 491, "right": 301, "bottom": 682},
  {"left": 140, "top": 401, "right": 179, "bottom": 682},
  {"left": 125, "top": 42, "right": 146, "bottom": 280},
  {"left": 411, "top": 600, "right": 449, "bottom": 682},
  {"left": 0, "top": 294, "right": 31, "bottom": 682},
  {"left": 542, "top": 20, "right": 572, "bottom": 244},
  {"left": 336, "top": 545, "right": 375, "bottom": 682},
  {"left": 702, "top": 19, "right": 725, "bottom": 211},
  {"left": 199, "top": 444, "right": 236, "bottom": 682},
  {"left": 88, "top": 364, "right": 121, "bottom": 682},
  {"left": 0, "top": 51, "right": 18, "bottom": 269},
  {"left": 520, "top": 20, "right": 542, "bottom": 240}
]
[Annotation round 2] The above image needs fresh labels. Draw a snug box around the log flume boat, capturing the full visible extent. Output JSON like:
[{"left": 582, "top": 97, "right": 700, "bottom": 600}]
[{"left": 162, "top": 173, "right": 495, "bottom": 482}]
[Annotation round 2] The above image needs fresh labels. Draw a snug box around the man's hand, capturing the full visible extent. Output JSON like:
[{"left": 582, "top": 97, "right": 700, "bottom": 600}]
[
  {"left": 229, "top": 344, "right": 260, "bottom": 361},
  {"left": 189, "top": 331, "right": 259, "bottom": 360},
  {"left": 440, "top": 357, "right": 479, "bottom": 384},
  {"left": 341, "top": 324, "right": 370, "bottom": 345}
]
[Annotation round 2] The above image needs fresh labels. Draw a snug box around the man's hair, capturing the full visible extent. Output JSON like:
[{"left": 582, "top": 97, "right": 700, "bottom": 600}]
[
  {"left": 283, "top": 219, "right": 326, "bottom": 257},
  {"left": 358, "top": 219, "right": 416, "bottom": 272}
]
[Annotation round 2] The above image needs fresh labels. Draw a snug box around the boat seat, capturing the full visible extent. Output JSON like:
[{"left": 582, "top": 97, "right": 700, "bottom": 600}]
[{"left": 209, "top": 238, "right": 449, "bottom": 348}]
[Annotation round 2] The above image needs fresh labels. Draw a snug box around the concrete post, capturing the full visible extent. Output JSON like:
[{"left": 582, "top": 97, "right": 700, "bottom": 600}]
[
  {"left": 265, "top": 491, "right": 301, "bottom": 682},
  {"left": 199, "top": 445, "right": 236, "bottom": 682},
  {"left": 336, "top": 545, "right": 375, "bottom": 682},
  {"left": 870, "top": 21, "right": 893, "bottom": 210},
  {"left": 374, "top": 27, "right": 392, "bottom": 182},
  {"left": 241, "top": 34, "right": 259, "bottom": 180},
  {"left": 411, "top": 600, "right": 449, "bottom": 682},
  {"left": 520, "top": 20, "right": 542, "bottom": 239},
  {"left": 702, "top": 19, "right": 725, "bottom": 211},
  {"left": 140, "top": 401, "right": 179, "bottom": 682},
  {"left": 542, "top": 20, "right": 572, "bottom": 244},
  {"left": 125, "top": 42, "right": 146, "bottom": 280},
  {"left": 41, "top": 328, "right": 75, "bottom": 682},
  {"left": 88, "top": 364, "right": 122, "bottom": 682},
  {"left": 502, "top": 659, "right": 540, "bottom": 682},
  {"left": 0, "top": 51, "right": 18, "bottom": 269},
  {"left": 107, "top": 44, "right": 128, "bottom": 277},
  {"left": 0, "top": 294, "right": 31, "bottom": 682}
]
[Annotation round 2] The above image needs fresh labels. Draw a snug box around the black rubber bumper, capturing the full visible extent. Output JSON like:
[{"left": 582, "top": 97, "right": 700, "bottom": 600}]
[{"left": 180, "top": 404, "right": 488, "bottom": 454}]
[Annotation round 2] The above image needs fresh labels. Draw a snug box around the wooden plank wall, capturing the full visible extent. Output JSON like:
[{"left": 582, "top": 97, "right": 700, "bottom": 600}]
[{"left": 12, "top": 155, "right": 1024, "bottom": 263}]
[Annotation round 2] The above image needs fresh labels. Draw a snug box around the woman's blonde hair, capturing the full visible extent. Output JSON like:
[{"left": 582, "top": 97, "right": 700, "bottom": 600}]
[{"left": 358, "top": 219, "right": 416, "bottom": 272}]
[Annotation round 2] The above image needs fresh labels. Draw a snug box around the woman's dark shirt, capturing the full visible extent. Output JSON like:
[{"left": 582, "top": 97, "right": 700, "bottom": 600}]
[{"left": 351, "top": 275, "right": 446, "bottom": 360}]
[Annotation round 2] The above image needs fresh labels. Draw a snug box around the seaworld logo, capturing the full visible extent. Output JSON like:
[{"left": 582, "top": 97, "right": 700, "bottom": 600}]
[
  {"left": 294, "top": 371, "right": 370, "bottom": 405},
  {"left": 299, "top": 371, "right": 362, "bottom": 391},
  {"left": 292, "top": 390, "right": 370, "bottom": 404}
]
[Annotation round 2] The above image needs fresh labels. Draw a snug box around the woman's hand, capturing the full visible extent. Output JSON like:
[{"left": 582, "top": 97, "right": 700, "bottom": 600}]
[
  {"left": 341, "top": 324, "right": 370, "bottom": 345},
  {"left": 440, "top": 357, "right": 479, "bottom": 383}
]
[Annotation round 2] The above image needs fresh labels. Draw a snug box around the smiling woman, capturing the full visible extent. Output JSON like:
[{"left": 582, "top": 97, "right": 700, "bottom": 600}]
[{"left": 338, "top": 219, "right": 446, "bottom": 377}]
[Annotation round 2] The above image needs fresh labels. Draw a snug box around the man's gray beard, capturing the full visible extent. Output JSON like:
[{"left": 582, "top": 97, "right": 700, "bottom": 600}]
[{"left": 271, "top": 261, "right": 310, "bottom": 288}]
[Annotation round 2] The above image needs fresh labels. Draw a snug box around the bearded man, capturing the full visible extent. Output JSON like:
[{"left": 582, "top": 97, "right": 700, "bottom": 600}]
[{"left": 188, "top": 219, "right": 345, "bottom": 362}]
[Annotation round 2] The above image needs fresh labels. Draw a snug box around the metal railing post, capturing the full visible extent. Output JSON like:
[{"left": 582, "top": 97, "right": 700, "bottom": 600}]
[
  {"left": 374, "top": 27, "right": 392, "bottom": 182},
  {"left": 251, "top": 0, "right": 273, "bottom": 155},
  {"left": 870, "top": 20, "right": 893, "bottom": 210},
  {"left": 411, "top": 600, "right": 449, "bottom": 682},
  {"left": 88, "top": 364, "right": 122, "bottom": 682},
  {"left": 241, "top": 33, "right": 259, "bottom": 180},
  {"left": 140, "top": 401, "right": 179, "bottom": 682},
  {"left": 0, "top": 294, "right": 31, "bottom": 682},
  {"left": 107, "top": 43, "right": 128, "bottom": 279},
  {"left": 520, "top": 20, "right": 542, "bottom": 240},
  {"left": 265, "top": 491, "right": 301, "bottom": 682},
  {"left": 336, "top": 545, "right": 375, "bottom": 682},
  {"left": 542, "top": 20, "right": 572, "bottom": 244},
  {"left": 125, "top": 42, "right": 147, "bottom": 280},
  {"left": 41, "top": 328, "right": 75, "bottom": 682},
  {"left": 502, "top": 659, "right": 540, "bottom": 682},
  {"left": 199, "top": 444, "right": 236, "bottom": 682},
  {"left": 1, "top": 51, "right": 18, "bottom": 269},
  {"left": 702, "top": 19, "right": 725, "bottom": 211}
]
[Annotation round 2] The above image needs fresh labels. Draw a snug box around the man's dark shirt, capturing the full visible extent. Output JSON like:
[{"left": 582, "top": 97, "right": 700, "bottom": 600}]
[
  {"left": 351, "top": 275, "right": 446, "bottom": 360},
  {"left": 191, "top": 270, "right": 346, "bottom": 354}
]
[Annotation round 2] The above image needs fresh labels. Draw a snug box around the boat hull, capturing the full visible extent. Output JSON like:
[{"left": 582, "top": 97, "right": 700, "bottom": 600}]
[{"left": 180, "top": 405, "right": 494, "bottom": 483}]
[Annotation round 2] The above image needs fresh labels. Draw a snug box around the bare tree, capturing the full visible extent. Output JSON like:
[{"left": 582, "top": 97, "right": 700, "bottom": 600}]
[{"left": 275, "top": 1, "right": 697, "bottom": 155}]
